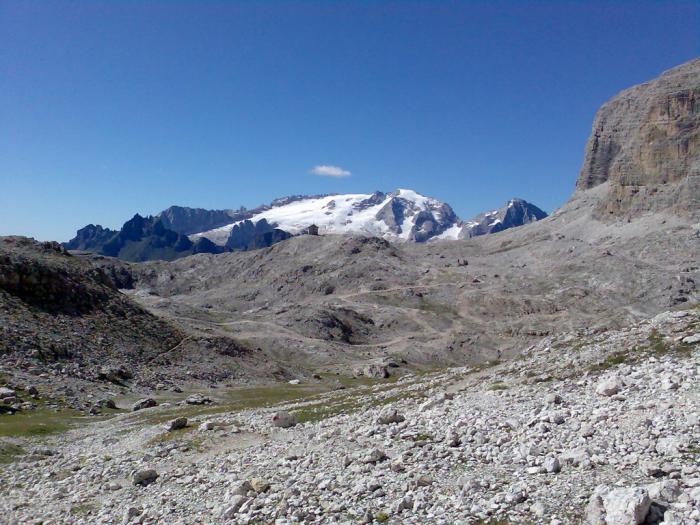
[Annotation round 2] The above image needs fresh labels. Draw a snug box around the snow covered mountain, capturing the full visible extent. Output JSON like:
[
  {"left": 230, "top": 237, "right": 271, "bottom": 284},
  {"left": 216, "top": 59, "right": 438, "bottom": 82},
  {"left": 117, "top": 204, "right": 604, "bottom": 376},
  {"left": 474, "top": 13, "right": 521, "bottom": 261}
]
[
  {"left": 64, "top": 189, "right": 548, "bottom": 261},
  {"left": 458, "top": 198, "right": 548, "bottom": 239},
  {"left": 192, "top": 189, "right": 462, "bottom": 245}
]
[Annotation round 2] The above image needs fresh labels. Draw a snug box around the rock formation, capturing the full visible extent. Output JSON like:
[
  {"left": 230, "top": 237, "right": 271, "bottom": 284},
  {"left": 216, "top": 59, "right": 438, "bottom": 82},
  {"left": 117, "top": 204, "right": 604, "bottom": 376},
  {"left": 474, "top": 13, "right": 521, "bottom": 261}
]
[{"left": 576, "top": 57, "right": 700, "bottom": 219}]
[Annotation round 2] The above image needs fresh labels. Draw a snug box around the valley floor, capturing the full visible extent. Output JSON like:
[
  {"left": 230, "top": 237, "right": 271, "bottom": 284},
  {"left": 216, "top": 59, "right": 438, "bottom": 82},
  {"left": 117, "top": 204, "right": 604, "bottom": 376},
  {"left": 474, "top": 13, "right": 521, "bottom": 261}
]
[{"left": 1, "top": 307, "right": 699, "bottom": 524}]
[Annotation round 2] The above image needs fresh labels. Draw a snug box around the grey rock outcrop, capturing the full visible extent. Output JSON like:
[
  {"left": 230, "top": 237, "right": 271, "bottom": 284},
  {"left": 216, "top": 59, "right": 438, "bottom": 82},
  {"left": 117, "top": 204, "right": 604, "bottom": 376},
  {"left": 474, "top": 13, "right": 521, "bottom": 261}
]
[
  {"left": 576, "top": 57, "right": 700, "bottom": 219},
  {"left": 158, "top": 206, "right": 240, "bottom": 235}
]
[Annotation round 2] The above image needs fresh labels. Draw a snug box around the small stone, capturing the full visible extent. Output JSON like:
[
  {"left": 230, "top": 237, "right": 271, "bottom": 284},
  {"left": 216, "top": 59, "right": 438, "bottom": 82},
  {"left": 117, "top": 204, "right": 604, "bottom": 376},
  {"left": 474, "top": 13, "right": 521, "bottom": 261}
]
[
  {"left": 580, "top": 424, "right": 595, "bottom": 438},
  {"left": 199, "top": 421, "right": 216, "bottom": 431},
  {"left": 364, "top": 448, "right": 388, "bottom": 464},
  {"left": 545, "top": 393, "right": 562, "bottom": 404},
  {"left": 544, "top": 456, "right": 561, "bottom": 473},
  {"left": 250, "top": 478, "right": 270, "bottom": 493},
  {"left": 530, "top": 501, "right": 546, "bottom": 517},
  {"left": 221, "top": 495, "right": 247, "bottom": 519},
  {"left": 123, "top": 507, "right": 141, "bottom": 522}
]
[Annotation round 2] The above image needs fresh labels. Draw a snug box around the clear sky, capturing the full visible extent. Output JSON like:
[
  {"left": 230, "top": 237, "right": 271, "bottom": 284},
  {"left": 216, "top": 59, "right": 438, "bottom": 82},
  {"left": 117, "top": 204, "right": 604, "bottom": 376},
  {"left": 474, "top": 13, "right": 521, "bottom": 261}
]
[{"left": 1, "top": 1, "right": 698, "bottom": 241}]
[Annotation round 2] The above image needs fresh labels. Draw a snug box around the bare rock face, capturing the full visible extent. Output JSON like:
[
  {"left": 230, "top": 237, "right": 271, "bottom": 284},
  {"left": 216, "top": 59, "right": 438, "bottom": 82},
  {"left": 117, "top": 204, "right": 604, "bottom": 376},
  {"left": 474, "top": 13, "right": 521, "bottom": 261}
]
[{"left": 576, "top": 57, "right": 700, "bottom": 220}]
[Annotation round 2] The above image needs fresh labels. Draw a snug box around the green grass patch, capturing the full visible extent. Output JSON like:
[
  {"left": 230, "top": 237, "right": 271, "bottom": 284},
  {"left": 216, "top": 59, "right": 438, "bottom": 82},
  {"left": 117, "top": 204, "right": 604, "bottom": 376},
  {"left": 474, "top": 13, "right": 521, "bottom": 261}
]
[
  {"left": 487, "top": 381, "right": 508, "bottom": 391},
  {"left": 129, "top": 383, "right": 330, "bottom": 427},
  {"left": 0, "top": 408, "right": 82, "bottom": 438},
  {"left": 293, "top": 382, "right": 429, "bottom": 424}
]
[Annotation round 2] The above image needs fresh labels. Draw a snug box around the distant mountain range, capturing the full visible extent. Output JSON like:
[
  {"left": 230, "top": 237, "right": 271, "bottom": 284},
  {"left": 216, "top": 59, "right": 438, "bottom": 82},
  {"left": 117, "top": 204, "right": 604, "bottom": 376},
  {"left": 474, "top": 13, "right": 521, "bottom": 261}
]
[{"left": 63, "top": 190, "right": 547, "bottom": 261}]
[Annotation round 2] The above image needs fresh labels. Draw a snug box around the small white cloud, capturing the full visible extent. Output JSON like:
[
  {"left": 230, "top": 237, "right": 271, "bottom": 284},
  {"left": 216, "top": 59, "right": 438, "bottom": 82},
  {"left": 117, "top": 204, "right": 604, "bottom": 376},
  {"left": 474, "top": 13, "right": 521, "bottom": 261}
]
[{"left": 309, "top": 164, "right": 351, "bottom": 178}]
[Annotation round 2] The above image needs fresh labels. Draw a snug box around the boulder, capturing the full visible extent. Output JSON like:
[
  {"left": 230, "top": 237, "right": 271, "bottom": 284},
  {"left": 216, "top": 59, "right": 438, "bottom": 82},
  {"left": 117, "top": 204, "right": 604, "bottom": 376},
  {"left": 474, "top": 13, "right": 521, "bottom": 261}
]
[
  {"left": 231, "top": 481, "right": 253, "bottom": 496},
  {"left": 364, "top": 448, "right": 388, "bottom": 464},
  {"left": 585, "top": 494, "right": 606, "bottom": 525},
  {"left": 185, "top": 394, "right": 212, "bottom": 405},
  {"left": 132, "top": 398, "right": 157, "bottom": 411},
  {"left": 645, "top": 480, "right": 681, "bottom": 505},
  {"left": 220, "top": 495, "right": 247, "bottom": 519},
  {"left": 355, "top": 364, "right": 390, "bottom": 379},
  {"left": 98, "top": 398, "right": 117, "bottom": 409},
  {"left": 377, "top": 408, "right": 405, "bottom": 425},
  {"left": 272, "top": 411, "right": 297, "bottom": 428},
  {"left": 602, "top": 487, "right": 651, "bottom": 525},
  {"left": 681, "top": 333, "right": 700, "bottom": 344},
  {"left": 0, "top": 387, "right": 16, "bottom": 399},
  {"left": 98, "top": 366, "right": 133, "bottom": 384},
  {"left": 133, "top": 469, "right": 158, "bottom": 487},
  {"left": 596, "top": 378, "right": 623, "bottom": 397},
  {"left": 168, "top": 417, "right": 188, "bottom": 431}
]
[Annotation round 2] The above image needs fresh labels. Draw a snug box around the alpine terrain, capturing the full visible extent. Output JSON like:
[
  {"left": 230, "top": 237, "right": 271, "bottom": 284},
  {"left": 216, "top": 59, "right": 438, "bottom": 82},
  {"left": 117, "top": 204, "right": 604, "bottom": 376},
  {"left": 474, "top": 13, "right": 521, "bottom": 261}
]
[
  {"left": 64, "top": 191, "right": 548, "bottom": 261},
  {"left": 0, "top": 58, "right": 699, "bottom": 525}
]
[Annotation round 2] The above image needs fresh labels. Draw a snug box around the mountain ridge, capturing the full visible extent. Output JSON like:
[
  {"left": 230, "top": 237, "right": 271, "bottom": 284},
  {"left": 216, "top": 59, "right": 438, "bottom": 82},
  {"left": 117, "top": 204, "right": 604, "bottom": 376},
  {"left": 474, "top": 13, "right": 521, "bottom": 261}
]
[{"left": 64, "top": 191, "right": 548, "bottom": 261}]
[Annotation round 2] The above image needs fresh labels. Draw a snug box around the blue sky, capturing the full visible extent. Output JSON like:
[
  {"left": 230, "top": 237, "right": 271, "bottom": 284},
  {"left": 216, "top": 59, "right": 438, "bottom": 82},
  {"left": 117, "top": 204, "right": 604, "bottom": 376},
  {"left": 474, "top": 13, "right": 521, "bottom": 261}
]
[{"left": 1, "top": 1, "right": 698, "bottom": 241}]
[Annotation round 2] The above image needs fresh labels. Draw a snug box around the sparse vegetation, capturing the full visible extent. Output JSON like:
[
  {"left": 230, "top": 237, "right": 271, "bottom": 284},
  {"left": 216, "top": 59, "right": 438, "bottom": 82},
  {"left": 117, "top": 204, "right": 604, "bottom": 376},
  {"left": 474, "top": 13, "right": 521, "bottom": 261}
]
[
  {"left": 70, "top": 503, "right": 97, "bottom": 516},
  {"left": 0, "top": 408, "right": 79, "bottom": 438},
  {"left": 0, "top": 442, "right": 25, "bottom": 464},
  {"left": 589, "top": 351, "right": 631, "bottom": 372}
]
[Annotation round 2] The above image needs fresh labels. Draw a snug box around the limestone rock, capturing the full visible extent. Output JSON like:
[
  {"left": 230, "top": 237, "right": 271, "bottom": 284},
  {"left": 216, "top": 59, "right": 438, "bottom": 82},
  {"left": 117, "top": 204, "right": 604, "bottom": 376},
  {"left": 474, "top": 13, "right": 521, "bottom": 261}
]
[
  {"left": 575, "top": 57, "right": 700, "bottom": 220},
  {"left": 272, "top": 411, "right": 297, "bottom": 428},
  {"left": 133, "top": 469, "right": 159, "bottom": 487}
]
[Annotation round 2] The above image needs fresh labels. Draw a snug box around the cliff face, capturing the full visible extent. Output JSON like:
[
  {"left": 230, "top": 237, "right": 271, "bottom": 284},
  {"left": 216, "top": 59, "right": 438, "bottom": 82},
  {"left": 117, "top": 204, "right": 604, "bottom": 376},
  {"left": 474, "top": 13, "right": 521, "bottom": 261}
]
[{"left": 576, "top": 58, "right": 700, "bottom": 219}]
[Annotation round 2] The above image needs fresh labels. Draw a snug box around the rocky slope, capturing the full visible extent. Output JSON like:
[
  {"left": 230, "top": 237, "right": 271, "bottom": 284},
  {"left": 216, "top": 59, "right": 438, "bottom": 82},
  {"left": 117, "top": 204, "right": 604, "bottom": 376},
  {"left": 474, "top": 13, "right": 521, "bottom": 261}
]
[
  {"left": 576, "top": 57, "right": 700, "bottom": 220},
  {"left": 0, "top": 308, "right": 697, "bottom": 524},
  {"left": 0, "top": 237, "right": 302, "bottom": 414}
]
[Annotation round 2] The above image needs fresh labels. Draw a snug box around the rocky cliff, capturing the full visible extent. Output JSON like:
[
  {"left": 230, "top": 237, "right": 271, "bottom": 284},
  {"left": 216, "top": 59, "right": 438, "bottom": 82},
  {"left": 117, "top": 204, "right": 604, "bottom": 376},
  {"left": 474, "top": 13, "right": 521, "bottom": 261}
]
[
  {"left": 576, "top": 57, "right": 700, "bottom": 219},
  {"left": 158, "top": 206, "right": 241, "bottom": 235}
]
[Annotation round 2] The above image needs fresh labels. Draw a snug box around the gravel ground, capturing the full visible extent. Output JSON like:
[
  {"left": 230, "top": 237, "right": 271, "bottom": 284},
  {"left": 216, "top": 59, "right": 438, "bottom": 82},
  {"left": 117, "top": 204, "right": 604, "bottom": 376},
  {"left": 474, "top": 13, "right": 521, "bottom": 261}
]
[{"left": 1, "top": 307, "right": 698, "bottom": 524}]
